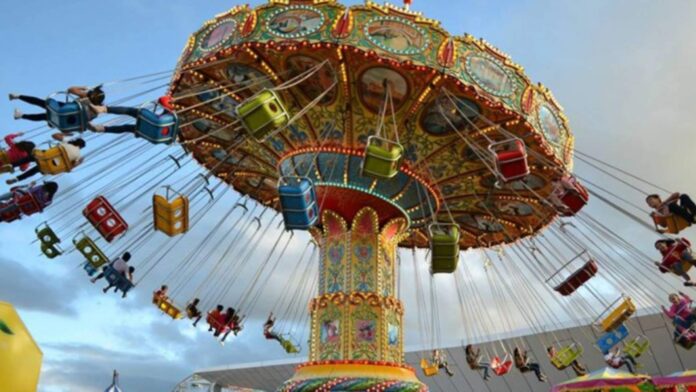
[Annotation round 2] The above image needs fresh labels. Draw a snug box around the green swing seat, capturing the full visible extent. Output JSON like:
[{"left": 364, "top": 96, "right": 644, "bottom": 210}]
[
  {"left": 623, "top": 337, "right": 650, "bottom": 358},
  {"left": 550, "top": 344, "right": 583, "bottom": 369},
  {"left": 236, "top": 89, "right": 290, "bottom": 142},
  {"left": 73, "top": 233, "right": 109, "bottom": 276},
  {"left": 280, "top": 337, "right": 300, "bottom": 354},
  {"left": 35, "top": 222, "right": 62, "bottom": 259},
  {"left": 429, "top": 224, "right": 461, "bottom": 274},
  {"left": 362, "top": 136, "right": 404, "bottom": 179}
]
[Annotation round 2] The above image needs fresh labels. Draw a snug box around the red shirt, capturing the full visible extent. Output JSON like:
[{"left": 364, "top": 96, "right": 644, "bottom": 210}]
[
  {"left": 660, "top": 238, "right": 691, "bottom": 272},
  {"left": 4, "top": 134, "right": 30, "bottom": 170}
]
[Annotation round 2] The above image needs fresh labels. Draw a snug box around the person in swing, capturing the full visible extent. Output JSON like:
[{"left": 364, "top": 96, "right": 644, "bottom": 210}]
[
  {"left": 80, "top": 96, "right": 175, "bottom": 136},
  {"left": 0, "top": 181, "right": 59, "bottom": 219},
  {"left": 11, "top": 86, "right": 105, "bottom": 129},
  {"left": 0, "top": 132, "right": 35, "bottom": 174},
  {"left": 513, "top": 347, "right": 547, "bottom": 382},
  {"left": 654, "top": 238, "right": 696, "bottom": 286},
  {"left": 263, "top": 312, "right": 283, "bottom": 344},
  {"left": 546, "top": 346, "right": 588, "bottom": 377},
  {"left": 465, "top": 344, "right": 491, "bottom": 380},
  {"left": 647, "top": 193, "right": 696, "bottom": 230},
  {"left": 432, "top": 349, "right": 454, "bottom": 377},
  {"left": 185, "top": 298, "right": 203, "bottom": 327},
  {"left": 152, "top": 285, "right": 169, "bottom": 303},
  {"left": 5, "top": 138, "right": 86, "bottom": 185},
  {"left": 604, "top": 347, "right": 638, "bottom": 374},
  {"left": 207, "top": 305, "right": 225, "bottom": 333}
]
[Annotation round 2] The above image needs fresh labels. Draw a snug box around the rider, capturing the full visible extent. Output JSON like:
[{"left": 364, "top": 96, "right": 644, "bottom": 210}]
[
  {"left": 263, "top": 313, "right": 283, "bottom": 343},
  {"left": 432, "top": 349, "right": 454, "bottom": 377},
  {"left": 465, "top": 344, "right": 491, "bottom": 381},
  {"left": 604, "top": 347, "right": 637, "bottom": 374},
  {"left": 186, "top": 298, "right": 203, "bottom": 327},
  {"left": 11, "top": 86, "right": 105, "bottom": 127},
  {"left": 87, "top": 96, "right": 175, "bottom": 135},
  {"left": 5, "top": 138, "right": 86, "bottom": 185},
  {"left": 654, "top": 238, "right": 696, "bottom": 286},
  {"left": 647, "top": 193, "right": 696, "bottom": 229},
  {"left": 1, "top": 132, "right": 35, "bottom": 173},
  {"left": 153, "top": 285, "right": 169, "bottom": 303},
  {"left": 663, "top": 292, "right": 696, "bottom": 335},
  {"left": 207, "top": 305, "right": 224, "bottom": 333},
  {"left": 0, "top": 181, "right": 59, "bottom": 217},
  {"left": 513, "top": 347, "right": 546, "bottom": 382}
]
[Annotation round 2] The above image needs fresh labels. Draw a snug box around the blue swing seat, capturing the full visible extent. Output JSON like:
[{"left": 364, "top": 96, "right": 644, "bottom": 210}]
[
  {"left": 597, "top": 324, "right": 629, "bottom": 354},
  {"left": 104, "top": 266, "right": 134, "bottom": 294},
  {"left": 46, "top": 93, "right": 88, "bottom": 133},
  {"left": 135, "top": 108, "right": 179, "bottom": 144},
  {"left": 278, "top": 177, "right": 318, "bottom": 230}
]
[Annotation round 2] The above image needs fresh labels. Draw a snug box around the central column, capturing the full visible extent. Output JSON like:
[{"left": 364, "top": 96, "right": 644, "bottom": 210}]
[{"left": 280, "top": 206, "right": 427, "bottom": 392}]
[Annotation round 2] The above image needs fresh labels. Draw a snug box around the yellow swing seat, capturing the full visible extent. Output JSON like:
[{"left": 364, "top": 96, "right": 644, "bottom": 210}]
[
  {"left": 73, "top": 233, "right": 109, "bottom": 276},
  {"left": 550, "top": 344, "right": 583, "bottom": 369},
  {"left": 35, "top": 222, "right": 62, "bottom": 259},
  {"left": 236, "top": 89, "right": 290, "bottom": 142},
  {"left": 598, "top": 297, "right": 636, "bottom": 333},
  {"left": 652, "top": 213, "right": 690, "bottom": 234},
  {"left": 429, "top": 223, "right": 461, "bottom": 274},
  {"left": 623, "top": 337, "right": 650, "bottom": 358},
  {"left": 33, "top": 144, "right": 74, "bottom": 175},
  {"left": 362, "top": 136, "right": 404, "bottom": 179},
  {"left": 0, "top": 149, "right": 12, "bottom": 173},
  {"left": 420, "top": 358, "right": 439, "bottom": 377},
  {"left": 153, "top": 297, "right": 183, "bottom": 320},
  {"left": 153, "top": 187, "right": 189, "bottom": 237},
  {"left": 280, "top": 337, "right": 300, "bottom": 354}
]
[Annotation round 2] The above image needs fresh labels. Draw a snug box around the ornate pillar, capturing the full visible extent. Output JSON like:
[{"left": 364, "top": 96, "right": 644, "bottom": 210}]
[{"left": 280, "top": 207, "right": 427, "bottom": 392}]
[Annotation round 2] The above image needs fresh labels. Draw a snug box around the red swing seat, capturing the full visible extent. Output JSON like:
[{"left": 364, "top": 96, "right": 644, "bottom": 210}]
[
  {"left": 490, "top": 355, "right": 513, "bottom": 376},
  {"left": 490, "top": 139, "right": 529, "bottom": 182},
  {"left": 554, "top": 260, "right": 599, "bottom": 296},
  {"left": 0, "top": 189, "right": 45, "bottom": 223},
  {"left": 83, "top": 196, "right": 128, "bottom": 242},
  {"left": 556, "top": 179, "right": 589, "bottom": 216}
]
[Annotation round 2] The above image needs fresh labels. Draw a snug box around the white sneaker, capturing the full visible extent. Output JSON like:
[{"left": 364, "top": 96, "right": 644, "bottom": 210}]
[
  {"left": 13, "top": 108, "right": 22, "bottom": 120},
  {"left": 8, "top": 93, "right": 18, "bottom": 101}
]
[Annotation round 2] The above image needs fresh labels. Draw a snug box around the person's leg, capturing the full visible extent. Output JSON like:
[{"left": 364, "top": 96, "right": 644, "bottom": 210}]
[
  {"left": 18, "top": 113, "right": 48, "bottom": 122},
  {"left": 101, "top": 124, "right": 137, "bottom": 134},
  {"left": 221, "top": 330, "right": 231, "bottom": 342},
  {"left": 669, "top": 202, "right": 694, "bottom": 223},
  {"left": 15, "top": 166, "right": 41, "bottom": 181},
  {"left": 480, "top": 362, "right": 491, "bottom": 380},
  {"left": 12, "top": 156, "right": 34, "bottom": 168},
  {"left": 0, "top": 192, "right": 13, "bottom": 203},
  {"left": 623, "top": 359, "right": 636, "bottom": 374},
  {"left": 193, "top": 315, "right": 202, "bottom": 327},
  {"left": 106, "top": 106, "right": 140, "bottom": 118},
  {"left": 530, "top": 363, "right": 544, "bottom": 381},
  {"left": 0, "top": 203, "right": 18, "bottom": 215},
  {"left": 679, "top": 194, "right": 696, "bottom": 217},
  {"left": 102, "top": 283, "right": 114, "bottom": 293},
  {"left": 17, "top": 95, "right": 47, "bottom": 108}
]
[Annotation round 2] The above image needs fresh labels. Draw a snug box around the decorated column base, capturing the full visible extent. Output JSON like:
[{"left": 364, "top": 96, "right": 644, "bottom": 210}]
[{"left": 279, "top": 360, "right": 427, "bottom": 392}]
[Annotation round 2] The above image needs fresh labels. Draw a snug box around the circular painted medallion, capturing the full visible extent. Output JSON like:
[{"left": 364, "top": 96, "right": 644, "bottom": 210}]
[
  {"left": 358, "top": 67, "right": 409, "bottom": 113},
  {"left": 364, "top": 16, "right": 429, "bottom": 55},
  {"left": 266, "top": 5, "right": 325, "bottom": 39},
  {"left": 420, "top": 95, "right": 480, "bottom": 136},
  {"left": 286, "top": 55, "right": 337, "bottom": 104},
  {"left": 200, "top": 19, "right": 237, "bottom": 51},
  {"left": 537, "top": 103, "right": 565, "bottom": 146},
  {"left": 466, "top": 54, "right": 516, "bottom": 97}
]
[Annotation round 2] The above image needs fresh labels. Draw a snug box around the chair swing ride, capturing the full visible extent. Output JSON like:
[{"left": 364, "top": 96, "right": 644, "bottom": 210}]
[{"left": 2, "top": 0, "right": 696, "bottom": 390}]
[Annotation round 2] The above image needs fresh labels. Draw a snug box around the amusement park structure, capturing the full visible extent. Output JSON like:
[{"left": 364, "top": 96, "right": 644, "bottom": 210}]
[
  {"left": 3, "top": 1, "right": 696, "bottom": 391},
  {"left": 168, "top": 1, "right": 574, "bottom": 390}
]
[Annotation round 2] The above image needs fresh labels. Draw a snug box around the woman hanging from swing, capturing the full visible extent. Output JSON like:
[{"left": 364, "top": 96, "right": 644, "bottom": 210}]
[
  {"left": 465, "top": 344, "right": 491, "bottom": 380},
  {"left": 654, "top": 238, "right": 696, "bottom": 286},
  {"left": 513, "top": 347, "right": 547, "bottom": 382},
  {"left": 604, "top": 346, "right": 638, "bottom": 374},
  {"left": 0, "top": 132, "right": 35, "bottom": 174},
  {"left": 82, "top": 96, "right": 174, "bottom": 134},
  {"left": 11, "top": 86, "right": 105, "bottom": 133},
  {"left": 186, "top": 298, "right": 203, "bottom": 327},
  {"left": 647, "top": 193, "right": 696, "bottom": 231},
  {"left": 546, "top": 346, "right": 588, "bottom": 377},
  {"left": 5, "top": 137, "right": 86, "bottom": 185},
  {"left": 431, "top": 349, "right": 454, "bottom": 377},
  {"left": 263, "top": 312, "right": 283, "bottom": 344}
]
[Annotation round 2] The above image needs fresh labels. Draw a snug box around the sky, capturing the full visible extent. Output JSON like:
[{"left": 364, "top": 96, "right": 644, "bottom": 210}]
[{"left": 1, "top": 1, "right": 696, "bottom": 391}]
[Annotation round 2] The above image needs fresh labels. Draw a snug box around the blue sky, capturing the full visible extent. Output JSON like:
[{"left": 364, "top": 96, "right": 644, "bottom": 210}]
[{"left": 1, "top": 1, "right": 696, "bottom": 391}]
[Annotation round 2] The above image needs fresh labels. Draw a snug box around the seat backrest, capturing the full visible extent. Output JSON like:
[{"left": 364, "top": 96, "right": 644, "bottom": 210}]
[{"left": 34, "top": 145, "right": 72, "bottom": 175}]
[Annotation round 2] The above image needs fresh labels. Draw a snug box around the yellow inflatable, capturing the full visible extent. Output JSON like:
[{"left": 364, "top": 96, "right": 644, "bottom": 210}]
[{"left": 0, "top": 301, "right": 43, "bottom": 392}]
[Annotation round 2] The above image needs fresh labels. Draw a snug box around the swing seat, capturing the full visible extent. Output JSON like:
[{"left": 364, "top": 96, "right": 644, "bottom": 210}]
[
  {"left": 83, "top": 196, "right": 128, "bottom": 242},
  {"left": 599, "top": 297, "right": 636, "bottom": 332},
  {"left": 280, "top": 337, "right": 300, "bottom": 354},
  {"left": 420, "top": 358, "right": 439, "bottom": 377},
  {"left": 73, "top": 233, "right": 108, "bottom": 275},
  {"left": 623, "top": 337, "right": 650, "bottom": 358},
  {"left": 491, "top": 355, "right": 513, "bottom": 376},
  {"left": 104, "top": 266, "right": 134, "bottom": 294},
  {"left": 33, "top": 145, "right": 74, "bottom": 175},
  {"left": 153, "top": 190, "right": 189, "bottom": 237},
  {"left": 362, "top": 136, "right": 404, "bottom": 179},
  {"left": 596, "top": 324, "right": 629, "bottom": 354},
  {"left": 0, "top": 149, "right": 9, "bottom": 166},
  {"left": 554, "top": 260, "right": 598, "bottom": 296},
  {"left": 153, "top": 297, "right": 183, "bottom": 320},
  {"left": 278, "top": 177, "right": 319, "bottom": 230},
  {"left": 677, "top": 333, "right": 696, "bottom": 350},
  {"left": 1, "top": 188, "right": 45, "bottom": 222},
  {"left": 652, "top": 213, "right": 690, "bottom": 234},
  {"left": 429, "top": 223, "right": 461, "bottom": 274},
  {"left": 557, "top": 181, "right": 589, "bottom": 217},
  {"left": 489, "top": 139, "right": 529, "bottom": 183},
  {"left": 550, "top": 344, "right": 584, "bottom": 369},
  {"left": 136, "top": 109, "right": 179, "bottom": 144},
  {"left": 35, "top": 222, "right": 62, "bottom": 259},
  {"left": 236, "top": 89, "right": 290, "bottom": 142},
  {"left": 46, "top": 94, "right": 88, "bottom": 133}
]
